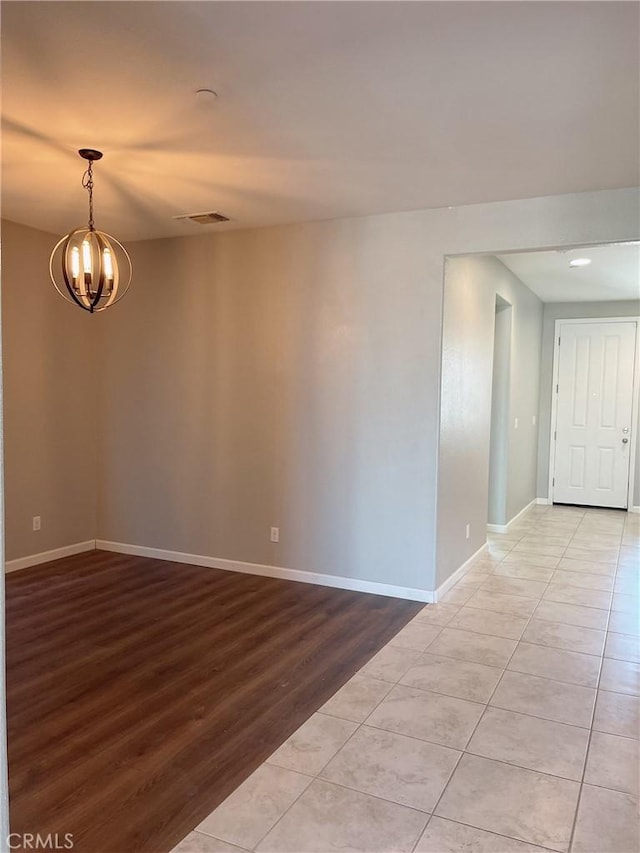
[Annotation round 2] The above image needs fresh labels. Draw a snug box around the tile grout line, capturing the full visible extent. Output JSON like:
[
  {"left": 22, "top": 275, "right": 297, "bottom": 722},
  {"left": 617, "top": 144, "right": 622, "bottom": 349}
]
[
  {"left": 253, "top": 702, "right": 386, "bottom": 850},
  {"left": 248, "top": 623, "right": 452, "bottom": 853},
  {"left": 258, "top": 505, "right": 562, "bottom": 853},
  {"left": 412, "top": 814, "right": 564, "bottom": 853},
  {"left": 428, "top": 507, "right": 635, "bottom": 851},
  {"left": 404, "top": 637, "right": 602, "bottom": 672},
  {"left": 417, "top": 505, "right": 575, "bottom": 851},
  {"left": 381, "top": 618, "right": 614, "bottom": 724},
  {"left": 196, "top": 612, "right": 444, "bottom": 850},
  {"left": 566, "top": 517, "right": 626, "bottom": 853},
  {"left": 362, "top": 687, "right": 597, "bottom": 745}
]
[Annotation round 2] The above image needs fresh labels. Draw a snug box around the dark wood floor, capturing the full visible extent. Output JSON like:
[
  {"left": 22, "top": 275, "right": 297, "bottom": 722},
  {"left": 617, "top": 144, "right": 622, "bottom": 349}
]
[{"left": 5, "top": 550, "right": 420, "bottom": 852}]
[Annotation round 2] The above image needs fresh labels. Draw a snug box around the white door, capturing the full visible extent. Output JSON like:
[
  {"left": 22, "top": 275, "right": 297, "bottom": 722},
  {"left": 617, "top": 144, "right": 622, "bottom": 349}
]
[{"left": 553, "top": 321, "right": 637, "bottom": 508}]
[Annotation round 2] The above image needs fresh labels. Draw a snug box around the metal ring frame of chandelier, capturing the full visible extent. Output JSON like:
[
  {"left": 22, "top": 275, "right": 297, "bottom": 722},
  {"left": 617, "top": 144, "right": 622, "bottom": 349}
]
[
  {"left": 49, "top": 227, "right": 132, "bottom": 313},
  {"left": 49, "top": 149, "right": 132, "bottom": 313}
]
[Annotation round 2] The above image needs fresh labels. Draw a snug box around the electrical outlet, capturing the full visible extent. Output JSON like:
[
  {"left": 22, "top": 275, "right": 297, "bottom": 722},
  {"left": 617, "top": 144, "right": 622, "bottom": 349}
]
[
  {"left": 270, "top": 527, "right": 280, "bottom": 543},
  {"left": 33, "top": 516, "right": 41, "bottom": 532},
  {"left": 465, "top": 523, "right": 470, "bottom": 540}
]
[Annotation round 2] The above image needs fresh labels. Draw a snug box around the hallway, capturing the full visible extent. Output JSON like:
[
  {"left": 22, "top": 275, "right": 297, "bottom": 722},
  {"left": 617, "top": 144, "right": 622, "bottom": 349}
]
[{"left": 177, "top": 504, "right": 639, "bottom": 853}]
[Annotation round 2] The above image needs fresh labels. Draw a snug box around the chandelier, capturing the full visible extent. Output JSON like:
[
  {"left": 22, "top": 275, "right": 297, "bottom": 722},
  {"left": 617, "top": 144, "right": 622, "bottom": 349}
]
[{"left": 49, "top": 149, "right": 132, "bottom": 313}]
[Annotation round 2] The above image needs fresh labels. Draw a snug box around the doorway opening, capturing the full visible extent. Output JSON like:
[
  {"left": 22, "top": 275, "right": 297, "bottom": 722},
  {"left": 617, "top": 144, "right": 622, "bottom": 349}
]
[
  {"left": 436, "top": 240, "right": 640, "bottom": 591},
  {"left": 488, "top": 296, "right": 512, "bottom": 527}
]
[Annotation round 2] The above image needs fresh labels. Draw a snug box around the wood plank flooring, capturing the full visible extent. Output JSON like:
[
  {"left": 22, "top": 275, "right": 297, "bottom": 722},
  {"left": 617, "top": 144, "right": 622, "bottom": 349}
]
[{"left": 5, "top": 550, "right": 420, "bottom": 852}]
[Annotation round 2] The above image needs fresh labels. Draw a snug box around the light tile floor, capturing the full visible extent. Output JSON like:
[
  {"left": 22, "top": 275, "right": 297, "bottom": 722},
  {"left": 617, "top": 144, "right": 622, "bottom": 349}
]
[{"left": 172, "top": 506, "right": 639, "bottom": 853}]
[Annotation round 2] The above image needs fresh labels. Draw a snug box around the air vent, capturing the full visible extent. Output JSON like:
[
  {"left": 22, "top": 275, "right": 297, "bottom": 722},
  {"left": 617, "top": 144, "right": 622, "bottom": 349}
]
[{"left": 173, "top": 211, "right": 230, "bottom": 224}]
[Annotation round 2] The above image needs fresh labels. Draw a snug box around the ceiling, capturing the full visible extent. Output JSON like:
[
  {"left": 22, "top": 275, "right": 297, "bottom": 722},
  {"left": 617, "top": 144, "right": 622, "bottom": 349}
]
[
  {"left": 498, "top": 243, "right": 640, "bottom": 302},
  {"left": 1, "top": 1, "right": 638, "bottom": 241}
]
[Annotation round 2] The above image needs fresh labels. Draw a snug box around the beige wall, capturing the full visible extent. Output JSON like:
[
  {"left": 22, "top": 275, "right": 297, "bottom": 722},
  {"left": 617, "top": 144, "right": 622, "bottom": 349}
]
[
  {"left": 488, "top": 299, "right": 512, "bottom": 526},
  {"left": 437, "top": 255, "right": 543, "bottom": 586},
  {"left": 96, "top": 188, "right": 640, "bottom": 593},
  {"left": 96, "top": 218, "right": 437, "bottom": 590},
  {"left": 0, "top": 261, "right": 8, "bottom": 846},
  {"left": 1, "top": 189, "right": 638, "bottom": 589},
  {"left": 1, "top": 220, "right": 97, "bottom": 561}
]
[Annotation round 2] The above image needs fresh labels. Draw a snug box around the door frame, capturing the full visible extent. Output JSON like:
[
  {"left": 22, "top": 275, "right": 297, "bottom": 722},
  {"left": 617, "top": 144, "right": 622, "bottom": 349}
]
[{"left": 548, "top": 316, "right": 640, "bottom": 510}]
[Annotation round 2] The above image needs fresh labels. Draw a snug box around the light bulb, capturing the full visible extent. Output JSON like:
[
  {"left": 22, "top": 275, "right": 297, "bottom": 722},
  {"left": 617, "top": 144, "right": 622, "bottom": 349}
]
[
  {"left": 103, "top": 247, "right": 113, "bottom": 279},
  {"left": 82, "top": 239, "right": 92, "bottom": 280},
  {"left": 70, "top": 246, "right": 80, "bottom": 281}
]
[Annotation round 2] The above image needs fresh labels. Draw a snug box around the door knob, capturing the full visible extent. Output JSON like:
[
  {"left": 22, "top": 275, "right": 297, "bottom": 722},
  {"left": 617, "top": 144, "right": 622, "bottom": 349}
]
[{"left": 622, "top": 437, "right": 629, "bottom": 444}]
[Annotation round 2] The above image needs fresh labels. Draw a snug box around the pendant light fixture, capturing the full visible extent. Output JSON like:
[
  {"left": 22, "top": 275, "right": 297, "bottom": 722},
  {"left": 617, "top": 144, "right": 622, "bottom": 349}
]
[{"left": 49, "top": 149, "right": 132, "bottom": 313}]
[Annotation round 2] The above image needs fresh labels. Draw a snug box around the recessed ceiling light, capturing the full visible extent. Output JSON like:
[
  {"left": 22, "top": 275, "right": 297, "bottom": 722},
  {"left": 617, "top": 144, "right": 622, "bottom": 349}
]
[{"left": 569, "top": 258, "right": 592, "bottom": 268}]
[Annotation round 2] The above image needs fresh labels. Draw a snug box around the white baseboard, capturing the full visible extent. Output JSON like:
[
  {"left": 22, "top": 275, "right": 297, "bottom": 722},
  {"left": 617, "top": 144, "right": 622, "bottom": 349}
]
[
  {"left": 487, "top": 498, "right": 537, "bottom": 534},
  {"left": 537, "top": 498, "right": 638, "bottom": 512},
  {"left": 95, "top": 540, "right": 433, "bottom": 603},
  {"left": 433, "top": 541, "right": 488, "bottom": 603},
  {"left": 5, "top": 540, "right": 96, "bottom": 573}
]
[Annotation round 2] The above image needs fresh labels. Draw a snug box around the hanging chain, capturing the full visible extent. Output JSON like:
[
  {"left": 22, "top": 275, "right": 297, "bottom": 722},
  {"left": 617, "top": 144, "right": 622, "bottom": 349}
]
[{"left": 82, "top": 161, "right": 95, "bottom": 231}]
